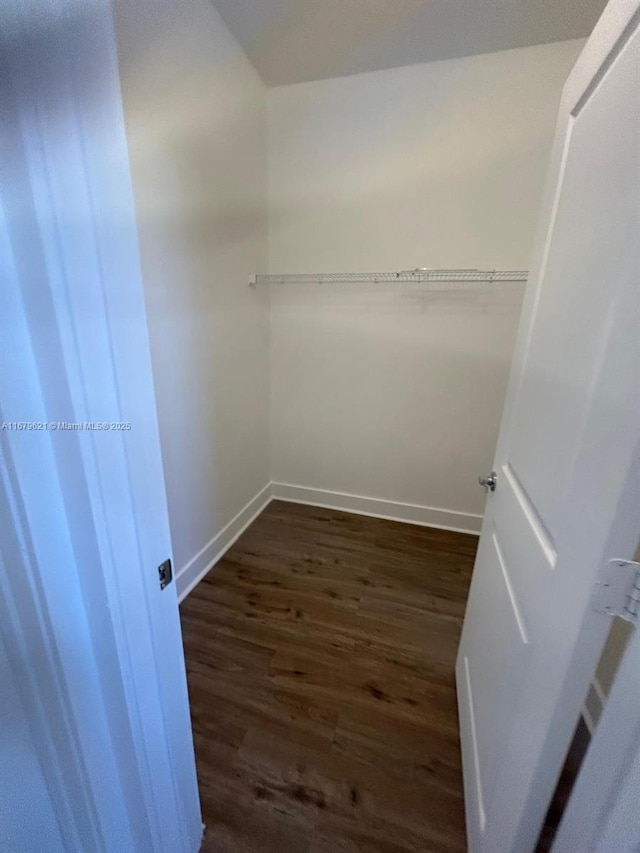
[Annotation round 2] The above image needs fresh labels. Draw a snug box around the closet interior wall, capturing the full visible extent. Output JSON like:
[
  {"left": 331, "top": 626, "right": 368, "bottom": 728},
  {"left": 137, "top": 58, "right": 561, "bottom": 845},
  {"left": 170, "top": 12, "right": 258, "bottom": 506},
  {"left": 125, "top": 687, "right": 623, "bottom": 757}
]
[
  {"left": 113, "top": 0, "right": 584, "bottom": 594},
  {"left": 267, "top": 39, "right": 585, "bottom": 528},
  {"left": 113, "top": 0, "right": 270, "bottom": 598}
]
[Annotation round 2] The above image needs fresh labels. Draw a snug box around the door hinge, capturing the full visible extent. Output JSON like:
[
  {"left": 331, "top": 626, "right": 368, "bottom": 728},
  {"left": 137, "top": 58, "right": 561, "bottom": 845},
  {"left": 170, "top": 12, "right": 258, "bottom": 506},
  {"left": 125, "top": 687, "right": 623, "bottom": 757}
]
[
  {"left": 592, "top": 559, "right": 640, "bottom": 623},
  {"left": 158, "top": 558, "right": 172, "bottom": 590}
]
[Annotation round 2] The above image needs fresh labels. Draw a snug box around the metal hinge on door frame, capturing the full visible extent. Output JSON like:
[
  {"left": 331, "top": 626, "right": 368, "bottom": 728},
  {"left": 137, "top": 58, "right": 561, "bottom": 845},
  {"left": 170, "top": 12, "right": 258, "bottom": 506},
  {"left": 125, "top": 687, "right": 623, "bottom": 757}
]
[{"left": 592, "top": 559, "right": 640, "bottom": 624}]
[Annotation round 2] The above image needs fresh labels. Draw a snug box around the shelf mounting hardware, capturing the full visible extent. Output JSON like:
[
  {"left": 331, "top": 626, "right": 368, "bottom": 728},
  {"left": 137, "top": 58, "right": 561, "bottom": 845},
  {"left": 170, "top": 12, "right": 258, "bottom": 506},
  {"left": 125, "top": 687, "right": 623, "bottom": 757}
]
[{"left": 249, "top": 269, "right": 528, "bottom": 287}]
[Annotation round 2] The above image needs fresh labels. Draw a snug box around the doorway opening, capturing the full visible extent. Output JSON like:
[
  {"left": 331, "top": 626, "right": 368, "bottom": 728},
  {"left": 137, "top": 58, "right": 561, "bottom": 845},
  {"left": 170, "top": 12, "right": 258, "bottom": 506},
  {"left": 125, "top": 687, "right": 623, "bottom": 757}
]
[{"left": 536, "top": 611, "right": 636, "bottom": 851}]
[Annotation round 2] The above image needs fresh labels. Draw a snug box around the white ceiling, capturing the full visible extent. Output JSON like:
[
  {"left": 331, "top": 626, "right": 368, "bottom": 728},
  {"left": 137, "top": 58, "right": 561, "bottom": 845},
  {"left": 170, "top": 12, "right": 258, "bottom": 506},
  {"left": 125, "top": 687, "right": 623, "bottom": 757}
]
[{"left": 212, "top": 0, "right": 606, "bottom": 87}]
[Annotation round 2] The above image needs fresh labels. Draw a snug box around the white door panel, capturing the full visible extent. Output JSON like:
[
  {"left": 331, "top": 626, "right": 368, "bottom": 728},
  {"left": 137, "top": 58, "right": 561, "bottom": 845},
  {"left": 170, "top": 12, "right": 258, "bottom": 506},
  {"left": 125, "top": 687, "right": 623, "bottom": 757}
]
[
  {"left": 508, "top": 33, "right": 638, "bottom": 527},
  {"left": 457, "top": 1, "right": 640, "bottom": 850},
  {"left": 461, "top": 527, "right": 534, "bottom": 822}
]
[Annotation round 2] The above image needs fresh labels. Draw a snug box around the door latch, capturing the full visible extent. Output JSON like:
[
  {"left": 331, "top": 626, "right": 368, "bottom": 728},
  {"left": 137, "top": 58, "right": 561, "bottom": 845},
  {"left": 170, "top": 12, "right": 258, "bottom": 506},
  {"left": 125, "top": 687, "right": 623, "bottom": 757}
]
[{"left": 158, "top": 558, "right": 173, "bottom": 590}]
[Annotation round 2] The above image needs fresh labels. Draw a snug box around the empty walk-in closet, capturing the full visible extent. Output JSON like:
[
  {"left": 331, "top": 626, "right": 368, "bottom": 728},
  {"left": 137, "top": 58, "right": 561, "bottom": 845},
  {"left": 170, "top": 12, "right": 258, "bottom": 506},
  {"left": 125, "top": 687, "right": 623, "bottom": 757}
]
[
  {"left": 5, "top": 0, "right": 639, "bottom": 851},
  {"left": 111, "top": 0, "right": 636, "bottom": 849}
]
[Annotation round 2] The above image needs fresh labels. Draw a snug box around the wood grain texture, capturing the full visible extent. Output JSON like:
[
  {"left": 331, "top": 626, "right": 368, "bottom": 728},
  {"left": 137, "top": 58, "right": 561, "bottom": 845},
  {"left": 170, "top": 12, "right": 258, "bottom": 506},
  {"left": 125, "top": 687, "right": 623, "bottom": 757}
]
[{"left": 180, "top": 501, "right": 478, "bottom": 852}]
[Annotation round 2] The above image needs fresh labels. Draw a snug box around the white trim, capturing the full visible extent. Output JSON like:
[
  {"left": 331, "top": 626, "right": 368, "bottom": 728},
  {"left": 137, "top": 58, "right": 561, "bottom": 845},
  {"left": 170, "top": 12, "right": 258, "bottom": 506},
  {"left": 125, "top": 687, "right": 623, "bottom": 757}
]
[
  {"left": 554, "top": 601, "right": 640, "bottom": 852},
  {"left": 176, "top": 483, "right": 273, "bottom": 601},
  {"left": 2, "top": 0, "right": 202, "bottom": 848},
  {"left": 271, "top": 482, "right": 482, "bottom": 535},
  {"left": 582, "top": 703, "right": 597, "bottom": 738},
  {"left": 592, "top": 675, "right": 607, "bottom": 708},
  {"left": 176, "top": 480, "right": 482, "bottom": 601}
]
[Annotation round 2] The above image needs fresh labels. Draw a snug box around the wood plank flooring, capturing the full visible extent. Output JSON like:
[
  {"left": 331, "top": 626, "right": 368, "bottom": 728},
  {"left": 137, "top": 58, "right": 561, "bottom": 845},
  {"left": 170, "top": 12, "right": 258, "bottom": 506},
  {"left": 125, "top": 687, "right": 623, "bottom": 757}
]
[{"left": 179, "top": 500, "right": 477, "bottom": 852}]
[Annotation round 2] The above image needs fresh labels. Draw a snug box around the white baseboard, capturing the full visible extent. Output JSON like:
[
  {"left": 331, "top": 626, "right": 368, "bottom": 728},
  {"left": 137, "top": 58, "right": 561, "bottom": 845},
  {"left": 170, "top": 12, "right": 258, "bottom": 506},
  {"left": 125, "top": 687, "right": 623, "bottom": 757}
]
[
  {"left": 176, "top": 482, "right": 272, "bottom": 602},
  {"left": 177, "top": 481, "right": 482, "bottom": 601},
  {"left": 271, "top": 482, "right": 482, "bottom": 535}
]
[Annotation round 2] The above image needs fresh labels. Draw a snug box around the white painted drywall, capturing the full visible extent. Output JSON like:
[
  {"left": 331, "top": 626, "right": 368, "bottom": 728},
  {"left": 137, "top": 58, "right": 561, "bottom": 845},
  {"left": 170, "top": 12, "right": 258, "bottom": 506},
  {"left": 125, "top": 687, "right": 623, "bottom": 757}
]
[
  {"left": 268, "top": 40, "right": 584, "bottom": 523},
  {"left": 113, "top": 0, "right": 270, "bottom": 580}
]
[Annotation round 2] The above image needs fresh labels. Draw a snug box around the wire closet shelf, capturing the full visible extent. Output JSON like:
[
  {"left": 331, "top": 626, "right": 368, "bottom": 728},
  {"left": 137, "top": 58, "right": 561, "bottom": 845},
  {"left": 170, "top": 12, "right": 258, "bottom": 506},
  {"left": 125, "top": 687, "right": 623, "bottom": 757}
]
[{"left": 249, "top": 269, "right": 528, "bottom": 286}]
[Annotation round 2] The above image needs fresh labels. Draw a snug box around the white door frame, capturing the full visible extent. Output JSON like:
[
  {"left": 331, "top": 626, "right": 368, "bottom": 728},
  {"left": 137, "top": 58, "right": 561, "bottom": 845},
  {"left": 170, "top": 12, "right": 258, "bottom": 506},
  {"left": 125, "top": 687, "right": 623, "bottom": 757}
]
[
  {"left": 1, "top": 0, "right": 201, "bottom": 850},
  {"left": 552, "top": 616, "right": 640, "bottom": 852}
]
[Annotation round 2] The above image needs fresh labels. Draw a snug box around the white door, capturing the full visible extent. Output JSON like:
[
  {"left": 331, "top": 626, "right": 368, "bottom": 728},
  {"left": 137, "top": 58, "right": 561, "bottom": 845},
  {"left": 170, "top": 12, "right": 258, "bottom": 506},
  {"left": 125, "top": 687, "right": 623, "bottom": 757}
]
[
  {"left": 456, "top": 0, "right": 640, "bottom": 849},
  {"left": 1, "top": 0, "right": 201, "bottom": 850}
]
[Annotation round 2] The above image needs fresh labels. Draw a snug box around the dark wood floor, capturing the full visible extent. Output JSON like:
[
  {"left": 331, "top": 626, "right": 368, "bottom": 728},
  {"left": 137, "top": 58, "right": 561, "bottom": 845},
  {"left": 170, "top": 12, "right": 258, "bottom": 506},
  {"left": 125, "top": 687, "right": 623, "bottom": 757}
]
[{"left": 179, "top": 500, "right": 478, "bottom": 852}]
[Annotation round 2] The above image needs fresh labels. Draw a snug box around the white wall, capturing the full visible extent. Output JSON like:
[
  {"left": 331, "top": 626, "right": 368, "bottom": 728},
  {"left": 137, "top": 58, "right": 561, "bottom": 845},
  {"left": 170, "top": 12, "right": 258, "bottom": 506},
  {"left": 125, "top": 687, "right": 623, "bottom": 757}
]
[
  {"left": 113, "top": 0, "right": 270, "bottom": 594},
  {"left": 268, "top": 40, "right": 584, "bottom": 528}
]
